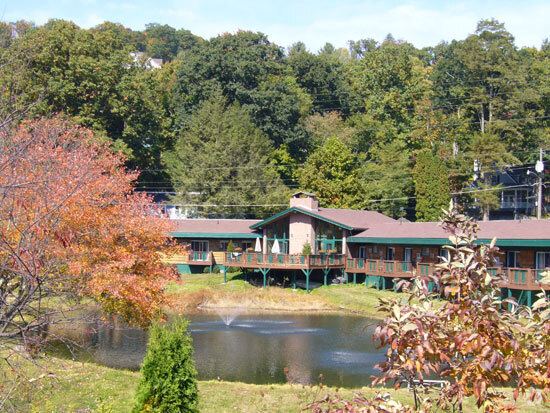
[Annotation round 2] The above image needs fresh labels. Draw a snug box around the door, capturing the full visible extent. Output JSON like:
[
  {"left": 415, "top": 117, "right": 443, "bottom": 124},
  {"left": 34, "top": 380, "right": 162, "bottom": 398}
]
[
  {"left": 404, "top": 248, "right": 412, "bottom": 262},
  {"left": 191, "top": 240, "right": 209, "bottom": 261},
  {"left": 386, "top": 247, "right": 395, "bottom": 261},
  {"left": 358, "top": 246, "right": 367, "bottom": 259}
]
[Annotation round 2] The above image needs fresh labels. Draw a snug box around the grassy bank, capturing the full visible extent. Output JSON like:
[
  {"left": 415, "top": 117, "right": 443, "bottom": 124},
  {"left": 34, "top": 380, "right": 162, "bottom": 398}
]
[
  {"left": 165, "top": 272, "right": 405, "bottom": 317},
  {"left": 4, "top": 355, "right": 548, "bottom": 412}
]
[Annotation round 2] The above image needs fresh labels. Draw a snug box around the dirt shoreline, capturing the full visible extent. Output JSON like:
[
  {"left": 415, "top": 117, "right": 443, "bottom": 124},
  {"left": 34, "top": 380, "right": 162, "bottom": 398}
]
[{"left": 167, "top": 286, "right": 386, "bottom": 319}]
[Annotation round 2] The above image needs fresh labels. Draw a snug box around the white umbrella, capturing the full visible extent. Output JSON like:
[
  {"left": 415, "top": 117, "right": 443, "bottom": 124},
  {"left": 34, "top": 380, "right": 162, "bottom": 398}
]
[
  {"left": 271, "top": 238, "right": 280, "bottom": 254},
  {"left": 254, "top": 237, "right": 262, "bottom": 252}
]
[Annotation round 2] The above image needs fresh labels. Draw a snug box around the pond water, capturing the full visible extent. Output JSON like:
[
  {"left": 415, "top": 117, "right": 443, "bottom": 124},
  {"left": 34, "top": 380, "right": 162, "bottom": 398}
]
[{"left": 50, "top": 312, "right": 386, "bottom": 388}]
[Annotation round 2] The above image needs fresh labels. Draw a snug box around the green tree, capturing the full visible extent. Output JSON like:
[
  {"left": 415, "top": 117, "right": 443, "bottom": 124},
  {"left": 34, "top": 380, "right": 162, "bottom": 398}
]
[
  {"left": 287, "top": 46, "right": 355, "bottom": 116},
  {"left": 467, "top": 132, "right": 519, "bottom": 221},
  {"left": 165, "top": 96, "right": 288, "bottom": 217},
  {"left": 4, "top": 19, "right": 175, "bottom": 184},
  {"left": 455, "top": 20, "right": 538, "bottom": 153},
  {"left": 362, "top": 140, "right": 412, "bottom": 218},
  {"left": 174, "top": 31, "right": 310, "bottom": 158},
  {"left": 302, "top": 112, "right": 355, "bottom": 150},
  {"left": 297, "top": 138, "right": 364, "bottom": 209},
  {"left": 144, "top": 23, "right": 202, "bottom": 62},
  {"left": 269, "top": 144, "right": 298, "bottom": 185},
  {"left": 413, "top": 150, "right": 450, "bottom": 221},
  {"left": 133, "top": 319, "right": 198, "bottom": 413},
  {"left": 350, "top": 40, "right": 430, "bottom": 131}
]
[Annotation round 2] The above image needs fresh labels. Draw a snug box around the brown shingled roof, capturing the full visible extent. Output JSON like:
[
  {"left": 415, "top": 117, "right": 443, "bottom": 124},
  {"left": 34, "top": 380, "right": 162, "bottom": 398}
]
[
  {"left": 171, "top": 219, "right": 261, "bottom": 235},
  {"left": 352, "top": 219, "right": 550, "bottom": 240},
  {"left": 310, "top": 207, "right": 397, "bottom": 230}
]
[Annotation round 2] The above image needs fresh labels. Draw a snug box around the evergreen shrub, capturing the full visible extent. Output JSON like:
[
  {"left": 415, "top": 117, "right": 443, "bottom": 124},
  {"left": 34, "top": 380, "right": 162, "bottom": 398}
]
[{"left": 132, "top": 319, "right": 198, "bottom": 413}]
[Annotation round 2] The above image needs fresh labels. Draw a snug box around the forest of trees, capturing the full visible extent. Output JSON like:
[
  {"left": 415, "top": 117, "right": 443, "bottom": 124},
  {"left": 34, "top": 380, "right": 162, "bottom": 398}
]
[{"left": 2, "top": 18, "right": 549, "bottom": 220}]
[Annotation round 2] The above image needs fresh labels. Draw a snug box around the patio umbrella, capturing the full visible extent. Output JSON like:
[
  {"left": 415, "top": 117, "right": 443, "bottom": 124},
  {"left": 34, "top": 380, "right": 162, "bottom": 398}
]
[
  {"left": 254, "top": 237, "right": 262, "bottom": 252},
  {"left": 271, "top": 238, "right": 280, "bottom": 254}
]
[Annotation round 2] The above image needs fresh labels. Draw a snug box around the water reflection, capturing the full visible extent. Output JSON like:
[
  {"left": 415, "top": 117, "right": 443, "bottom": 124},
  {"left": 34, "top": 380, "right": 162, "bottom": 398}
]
[{"left": 49, "top": 312, "right": 386, "bottom": 387}]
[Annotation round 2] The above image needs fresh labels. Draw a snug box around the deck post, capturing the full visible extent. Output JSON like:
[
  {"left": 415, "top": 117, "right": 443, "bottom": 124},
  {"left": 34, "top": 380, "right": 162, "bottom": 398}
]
[
  {"left": 353, "top": 273, "right": 357, "bottom": 285},
  {"left": 244, "top": 268, "right": 247, "bottom": 283},
  {"left": 345, "top": 272, "right": 349, "bottom": 284},
  {"left": 527, "top": 290, "right": 532, "bottom": 307},
  {"left": 323, "top": 269, "right": 330, "bottom": 286},
  {"left": 223, "top": 265, "right": 227, "bottom": 284},
  {"left": 259, "top": 268, "right": 270, "bottom": 288},
  {"left": 301, "top": 269, "right": 312, "bottom": 294},
  {"left": 292, "top": 271, "right": 296, "bottom": 290},
  {"left": 518, "top": 290, "right": 525, "bottom": 306}
]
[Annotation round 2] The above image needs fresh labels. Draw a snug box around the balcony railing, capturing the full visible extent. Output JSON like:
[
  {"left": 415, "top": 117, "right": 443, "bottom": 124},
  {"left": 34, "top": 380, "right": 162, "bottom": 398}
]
[
  {"left": 347, "top": 258, "right": 548, "bottom": 290},
  {"left": 162, "top": 251, "right": 213, "bottom": 265},
  {"left": 224, "top": 252, "right": 345, "bottom": 269},
  {"left": 488, "top": 267, "right": 547, "bottom": 289},
  {"left": 346, "top": 258, "right": 414, "bottom": 276},
  {"left": 500, "top": 201, "right": 532, "bottom": 209}
]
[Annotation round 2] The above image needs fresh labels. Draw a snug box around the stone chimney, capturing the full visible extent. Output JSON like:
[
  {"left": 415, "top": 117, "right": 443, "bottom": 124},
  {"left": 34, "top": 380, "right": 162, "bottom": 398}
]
[{"left": 290, "top": 191, "right": 318, "bottom": 211}]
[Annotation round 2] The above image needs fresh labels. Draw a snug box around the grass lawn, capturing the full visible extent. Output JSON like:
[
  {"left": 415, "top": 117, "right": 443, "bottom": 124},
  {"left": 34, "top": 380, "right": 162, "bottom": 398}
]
[
  {"left": 3, "top": 355, "right": 549, "bottom": 412},
  {"left": 165, "top": 271, "right": 406, "bottom": 317}
]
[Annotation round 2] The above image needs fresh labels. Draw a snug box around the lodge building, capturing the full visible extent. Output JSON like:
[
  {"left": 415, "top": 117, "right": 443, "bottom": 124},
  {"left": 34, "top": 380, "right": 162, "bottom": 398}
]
[{"left": 166, "top": 192, "right": 550, "bottom": 306}]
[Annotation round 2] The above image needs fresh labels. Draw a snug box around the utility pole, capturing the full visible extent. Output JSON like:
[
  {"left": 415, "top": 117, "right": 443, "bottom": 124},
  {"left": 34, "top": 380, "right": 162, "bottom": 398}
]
[{"left": 536, "top": 148, "right": 544, "bottom": 219}]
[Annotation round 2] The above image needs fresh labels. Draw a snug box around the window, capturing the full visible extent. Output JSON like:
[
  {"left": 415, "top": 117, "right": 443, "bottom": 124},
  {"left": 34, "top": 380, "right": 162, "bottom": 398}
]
[
  {"left": 438, "top": 248, "right": 450, "bottom": 262},
  {"left": 219, "top": 241, "right": 229, "bottom": 251},
  {"left": 536, "top": 252, "right": 550, "bottom": 269},
  {"left": 372, "top": 245, "right": 379, "bottom": 254},
  {"left": 242, "top": 241, "right": 252, "bottom": 251},
  {"left": 507, "top": 251, "right": 519, "bottom": 268},
  {"left": 191, "top": 240, "right": 209, "bottom": 253},
  {"left": 421, "top": 247, "right": 430, "bottom": 257}
]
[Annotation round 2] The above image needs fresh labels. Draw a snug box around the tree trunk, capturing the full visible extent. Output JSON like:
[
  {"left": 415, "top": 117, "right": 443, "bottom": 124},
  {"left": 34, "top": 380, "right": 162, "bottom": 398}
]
[
  {"left": 482, "top": 204, "right": 490, "bottom": 221},
  {"left": 480, "top": 103, "right": 485, "bottom": 133}
]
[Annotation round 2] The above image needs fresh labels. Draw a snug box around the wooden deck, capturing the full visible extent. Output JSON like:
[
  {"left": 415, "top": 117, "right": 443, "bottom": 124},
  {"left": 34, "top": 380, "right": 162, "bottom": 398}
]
[
  {"left": 346, "top": 258, "right": 549, "bottom": 290},
  {"left": 162, "top": 251, "right": 213, "bottom": 266},
  {"left": 224, "top": 252, "right": 345, "bottom": 270},
  {"left": 489, "top": 267, "right": 547, "bottom": 290}
]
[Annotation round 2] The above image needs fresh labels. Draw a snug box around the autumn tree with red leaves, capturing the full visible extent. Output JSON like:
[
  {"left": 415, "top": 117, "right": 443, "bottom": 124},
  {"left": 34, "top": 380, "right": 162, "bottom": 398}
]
[{"left": 0, "top": 117, "right": 179, "bottom": 360}]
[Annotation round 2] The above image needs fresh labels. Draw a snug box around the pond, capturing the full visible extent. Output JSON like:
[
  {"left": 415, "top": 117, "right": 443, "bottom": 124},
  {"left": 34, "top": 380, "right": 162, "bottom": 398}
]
[{"left": 50, "top": 312, "right": 386, "bottom": 388}]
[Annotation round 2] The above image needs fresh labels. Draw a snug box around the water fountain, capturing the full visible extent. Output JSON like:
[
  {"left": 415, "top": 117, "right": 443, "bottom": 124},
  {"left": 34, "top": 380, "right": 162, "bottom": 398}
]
[{"left": 214, "top": 308, "right": 241, "bottom": 326}]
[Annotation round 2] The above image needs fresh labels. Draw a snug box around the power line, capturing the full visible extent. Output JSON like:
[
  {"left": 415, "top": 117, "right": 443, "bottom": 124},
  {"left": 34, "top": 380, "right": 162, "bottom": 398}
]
[{"left": 133, "top": 184, "right": 538, "bottom": 209}]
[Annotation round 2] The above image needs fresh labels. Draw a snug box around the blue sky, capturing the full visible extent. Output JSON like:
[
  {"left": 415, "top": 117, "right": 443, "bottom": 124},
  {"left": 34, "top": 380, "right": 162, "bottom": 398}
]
[{"left": 3, "top": 1, "right": 549, "bottom": 51}]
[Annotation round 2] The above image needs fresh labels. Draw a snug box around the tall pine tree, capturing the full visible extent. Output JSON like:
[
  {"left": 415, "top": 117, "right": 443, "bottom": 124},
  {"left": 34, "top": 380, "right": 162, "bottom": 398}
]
[
  {"left": 413, "top": 150, "right": 450, "bottom": 221},
  {"left": 164, "top": 96, "right": 288, "bottom": 218}
]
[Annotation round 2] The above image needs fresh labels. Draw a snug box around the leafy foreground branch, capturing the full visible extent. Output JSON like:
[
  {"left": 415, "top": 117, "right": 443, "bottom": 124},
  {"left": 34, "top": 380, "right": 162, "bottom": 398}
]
[{"left": 309, "top": 208, "right": 550, "bottom": 413}]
